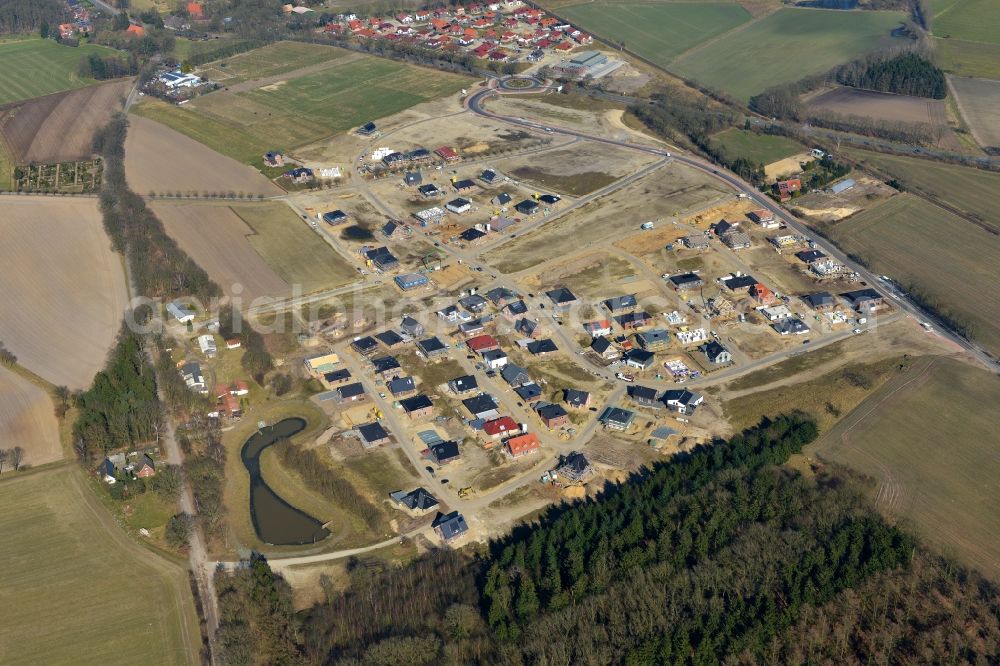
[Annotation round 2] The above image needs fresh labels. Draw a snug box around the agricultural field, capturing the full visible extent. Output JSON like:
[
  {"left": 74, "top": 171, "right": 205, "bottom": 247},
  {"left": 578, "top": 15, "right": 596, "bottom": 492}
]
[
  {"left": 0, "top": 466, "right": 201, "bottom": 665},
  {"left": 0, "top": 198, "right": 128, "bottom": 389},
  {"left": 827, "top": 194, "right": 1000, "bottom": 357},
  {"left": 948, "top": 76, "right": 1000, "bottom": 151},
  {"left": 153, "top": 201, "right": 293, "bottom": 301},
  {"left": 483, "top": 162, "right": 730, "bottom": 273},
  {"left": 124, "top": 114, "right": 282, "bottom": 197},
  {"left": 670, "top": 8, "right": 906, "bottom": 101},
  {"left": 138, "top": 51, "right": 471, "bottom": 167},
  {"left": 0, "top": 368, "right": 62, "bottom": 466},
  {"left": 556, "top": 1, "right": 752, "bottom": 68},
  {"left": 0, "top": 79, "right": 131, "bottom": 165},
  {"left": 930, "top": 0, "right": 1000, "bottom": 45},
  {"left": 804, "top": 86, "right": 948, "bottom": 126},
  {"left": 195, "top": 41, "right": 348, "bottom": 84},
  {"left": 0, "top": 39, "right": 126, "bottom": 105},
  {"left": 935, "top": 37, "right": 1000, "bottom": 80},
  {"left": 710, "top": 128, "right": 805, "bottom": 164},
  {"left": 842, "top": 147, "right": 1000, "bottom": 233},
  {"left": 230, "top": 202, "right": 358, "bottom": 294},
  {"left": 813, "top": 356, "right": 1000, "bottom": 580}
]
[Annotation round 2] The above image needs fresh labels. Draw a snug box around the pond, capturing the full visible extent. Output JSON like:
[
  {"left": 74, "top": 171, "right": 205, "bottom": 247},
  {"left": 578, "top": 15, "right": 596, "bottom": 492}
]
[{"left": 240, "top": 417, "right": 330, "bottom": 546}]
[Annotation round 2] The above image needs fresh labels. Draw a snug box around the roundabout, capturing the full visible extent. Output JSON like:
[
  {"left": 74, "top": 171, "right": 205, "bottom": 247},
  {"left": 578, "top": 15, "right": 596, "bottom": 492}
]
[{"left": 498, "top": 75, "right": 543, "bottom": 91}]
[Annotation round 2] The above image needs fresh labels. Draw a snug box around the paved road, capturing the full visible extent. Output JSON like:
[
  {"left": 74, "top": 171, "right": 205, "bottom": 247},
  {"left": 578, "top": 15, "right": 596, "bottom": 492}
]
[{"left": 467, "top": 83, "right": 998, "bottom": 374}]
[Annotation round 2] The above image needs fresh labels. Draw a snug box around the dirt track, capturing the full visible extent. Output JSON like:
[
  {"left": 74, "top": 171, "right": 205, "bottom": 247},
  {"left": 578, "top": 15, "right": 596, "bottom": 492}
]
[
  {"left": 0, "top": 79, "right": 133, "bottom": 164},
  {"left": 125, "top": 114, "right": 283, "bottom": 197},
  {"left": 0, "top": 197, "right": 128, "bottom": 389},
  {"left": 0, "top": 367, "right": 61, "bottom": 466}
]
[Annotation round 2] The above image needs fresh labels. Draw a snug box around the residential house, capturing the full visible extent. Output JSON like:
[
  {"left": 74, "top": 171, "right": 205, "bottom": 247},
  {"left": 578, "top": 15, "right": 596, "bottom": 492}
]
[
  {"left": 453, "top": 178, "right": 477, "bottom": 192},
  {"left": 500, "top": 364, "right": 530, "bottom": 387},
  {"left": 701, "top": 341, "right": 732, "bottom": 365},
  {"left": 390, "top": 487, "right": 439, "bottom": 515},
  {"left": 387, "top": 376, "right": 416, "bottom": 398},
  {"left": 133, "top": 454, "right": 156, "bottom": 478},
  {"left": 352, "top": 336, "right": 380, "bottom": 357},
  {"left": 600, "top": 406, "right": 635, "bottom": 431},
  {"left": 322, "top": 368, "right": 352, "bottom": 387},
  {"left": 802, "top": 291, "right": 836, "bottom": 312},
  {"left": 515, "top": 318, "right": 539, "bottom": 338},
  {"left": 713, "top": 219, "right": 738, "bottom": 237},
  {"left": 504, "top": 300, "right": 528, "bottom": 320},
  {"left": 682, "top": 234, "right": 710, "bottom": 250},
  {"left": 435, "top": 146, "right": 460, "bottom": 162},
  {"left": 180, "top": 361, "right": 206, "bottom": 393},
  {"left": 166, "top": 300, "right": 195, "bottom": 323},
  {"left": 433, "top": 511, "right": 469, "bottom": 542},
  {"left": 669, "top": 273, "right": 703, "bottom": 291},
  {"left": 662, "top": 389, "right": 703, "bottom": 415},
  {"left": 479, "top": 169, "right": 500, "bottom": 184},
  {"left": 774, "top": 178, "right": 802, "bottom": 201},
  {"left": 546, "top": 287, "right": 578, "bottom": 309},
  {"left": 796, "top": 249, "right": 826, "bottom": 264},
  {"left": 720, "top": 273, "right": 757, "bottom": 293},
  {"left": 482, "top": 349, "right": 508, "bottom": 369},
  {"left": 515, "top": 382, "right": 543, "bottom": 402},
  {"left": 375, "top": 330, "right": 405, "bottom": 349},
  {"left": 505, "top": 433, "right": 540, "bottom": 458},
  {"left": 484, "top": 416, "right": 520, "bottom": 440},
  {"left": 463, "top": 394, "right": 500, "bottom": 420},
  {"left": 583, "top": 320, "right": 613, "bottom": 337},
  {"left": 418, "top": 183, "right": 441, "bottom": 198},
  {"left": 604, "top": 294, "right": 637, "bottom": 313},
  {"left": 591, "top": 336, "right": 619, "bottom": 360},
  {"left": 338, "top": 382, "right": 367, "bottom": 402},
  {"left": 536, "top": 402, "right": 569, "bottom": 428},
  {"left": 842, "top": 288, "right": 883, "bottom": 312},
  {"left": 460, "top": 227, "right": 487, "bottom": 244},
  {"left": 429, "top": 440, "right": 461, "bottom": 465},
  {"left": 459, "top": 294, "right": 488, "bottom": 313},
  {"left": 417, "top": 337, "right": 449, "bottom": 359},
  {"left": 748, "top": 209, "right": 778, "bottom": 228},
  {"left": 100, "top": 458, "right": 118, "bottom": 484},
  {"left": 636, "top": 329, "right": 670, "bottom": 351},
  {"left": 749, "top": 283, "right": 777, "bottom": 306},
  {"left": 322, "top": 209, "right": 348, "bottom": 225},
  {"left": 403, "top": 171, "right": 422, "bottom": 186},
  {"left": 365, "top": 246, "right": 399, "bottom": 271},
  {"left": 400, "top": 394, "right": 434, "bottom": 420},
  {"left": 538, "top": 194, "right": 561, "bottom": 205},
  {"left": 760, "top": 305, "right": 792, "bottom": 321},
  {"left": 305, "top": 352, "right": 340, "bottom": 374},
  {"left": 564, "top": 389, "right": 591, "bottom": 409},
  {"left": 262, "top": 151, "right": 284, "bottom": 167},
  {"left": 515, "top": 199, "right": 540, "bottom": 215},
  {"left": 554, "top": 451, "right": 592, "bottom": 482},
  {"left": 197, "top": 334, "right": 217, "bottom": 358},
  {"left": 616, "top": 311, "right": 652, "bottom": 331},
  {"left": 527, "top": 338, "right": 558, "bottom": 356},
  {"left": 460, "top": 319, "right": 486, "bottom": 336},
  {"left": 628, "top": 385, "right": 659, "bottom": 408},
  {"left": 401, "top": 316, "right": 425, "bottom": 337},
  {"left": 486, "top": 287, "right": 516, "bottom": 307},
  {"left": 358, "top": 421, "right": 391, "bottom": 448},
  {"left": 448, "top": 375, "right": 479, "bottom": 395},
  {"left": 722, "top": 230, "right": 753, "bottom": 250},
  {"left": 467, "top": 334, "right": 500, "bottom": 354},
  {"left": 772, "top": 318, "right": 810, "bottom": 336}
]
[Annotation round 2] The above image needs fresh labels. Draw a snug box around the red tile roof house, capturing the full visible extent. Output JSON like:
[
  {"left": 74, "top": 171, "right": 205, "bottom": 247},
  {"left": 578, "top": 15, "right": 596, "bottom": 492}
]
[
  {"left": 750, "top": 283, "right": 778, "bottom": 306},
  {"left": 506, "top": 433, "right": 541, "bottom": 458},
  {"left": 774, "top": 178, "right": 802, "bottom": 202},
  {"left": 466, "top": 334, "right": 500, "bottom": 354},
  {"left": 483, "top": 416, "right": 521, "bottom": 441},
  {"left": 435, "top": 146, "right": 460, "bottom": 162},
  {"left": 187, "top": 2, "right": 205, "bottom": 19}
]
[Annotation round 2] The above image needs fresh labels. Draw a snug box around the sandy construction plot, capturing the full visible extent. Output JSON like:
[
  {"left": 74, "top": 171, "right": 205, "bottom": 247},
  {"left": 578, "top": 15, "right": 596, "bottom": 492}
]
[
  {"left": 153, "top": 200, "right": 290, "bottom": 301},
  {"left": 125, "top": 114, "right": 282, "bottom": 197},
  {"left": 0, "top": 79, "right": 132, "bottom": 164},
  {"left": 805, "top": 86, "right": 947, "bottom": 126},
  {"left": 0, "top": 368, "right": 61, "bottom": 466},
  {"left": 949, "top": 76, "right": 1000, "bottom": 151},
  {"left": 0, "top": 198, "right": 128, "bottom": 389}
]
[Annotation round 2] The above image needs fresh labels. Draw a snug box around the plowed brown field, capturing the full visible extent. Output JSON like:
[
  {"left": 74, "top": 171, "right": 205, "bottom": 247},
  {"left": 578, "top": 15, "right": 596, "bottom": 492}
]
[
  {"left": 0, "top": 368, "right": 61, "bottom": 466},
  {"left": 0, "top": 80, "right": 133, "bottom": 164},
  {"left": 124, "top": 114, "right": 283, "bottom": 197},
  {"left": 0, "top": 197, "right": 128, "bottom": 389}
]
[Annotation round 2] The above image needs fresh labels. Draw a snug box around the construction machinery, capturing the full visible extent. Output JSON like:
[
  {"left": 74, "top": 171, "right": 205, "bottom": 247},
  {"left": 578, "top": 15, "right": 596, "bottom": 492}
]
[{"left": 457, "top": 487, "right": 473, "bottom": 498}]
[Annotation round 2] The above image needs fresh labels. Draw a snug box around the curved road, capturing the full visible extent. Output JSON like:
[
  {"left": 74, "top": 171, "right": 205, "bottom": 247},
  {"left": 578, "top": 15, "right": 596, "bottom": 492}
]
[{"left": 466, "top": 83, "right": 998, "bottom": 373}]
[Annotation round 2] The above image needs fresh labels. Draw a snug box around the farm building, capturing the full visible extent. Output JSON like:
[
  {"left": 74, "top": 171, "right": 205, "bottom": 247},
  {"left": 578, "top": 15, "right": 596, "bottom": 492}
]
[
  {"left": 830, "top": 178, "right": 856, "bottom": 194},
  {"left": 159, "top": 70, "right": 201, "bottom": 89}
]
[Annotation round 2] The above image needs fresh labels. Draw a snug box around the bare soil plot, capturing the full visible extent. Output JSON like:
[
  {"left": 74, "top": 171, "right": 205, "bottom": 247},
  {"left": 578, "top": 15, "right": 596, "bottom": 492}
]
[
  {"left": 483, "top": 162, "right": 730, "bottom": 273},
  {"left": 124, "top": 114, "right": 282, "bottom": 197},
  {"left": 152, "top": 200, "right": 290, "bottom": 302},
  {"left": 804, "top": 86, "right": 948, "bottom": 126},
  {"left": 495, "top": 141, "right": 658, "bottom": 196},
  {"left": 0, "top": 197, "right": 128, "bottom": 389},
  {"left": 948, "top": 76, "right": 1000, "bottom": 151},
  {"left": 0, "top": 368, "right": 61, "bottom": 466},
  {"left": 790, "top": 175, "right": 895, "bottom": 222},
  {"left": 489, "top": 95, "right": 651, "bottom": 144},
  {"left": 764, "top": 152, "right": 814, "bottom": 181},
  {"left": 0, "top": 79, "right": 132, "bottom": 164},
  {"left": 812, "top": 356, "right": 1000, "bottom": 580}
]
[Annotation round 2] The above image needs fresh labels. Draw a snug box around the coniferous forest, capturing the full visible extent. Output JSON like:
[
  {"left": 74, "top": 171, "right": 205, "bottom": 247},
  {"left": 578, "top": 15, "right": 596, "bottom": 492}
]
[{"left": 214, "top": 415, "right": 1000, "bottom": 665}]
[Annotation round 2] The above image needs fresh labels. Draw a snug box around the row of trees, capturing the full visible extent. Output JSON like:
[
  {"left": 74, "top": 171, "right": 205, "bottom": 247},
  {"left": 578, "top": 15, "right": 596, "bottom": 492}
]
[{"left": 0, "top": 447, "right": 26, "bottom": 473}]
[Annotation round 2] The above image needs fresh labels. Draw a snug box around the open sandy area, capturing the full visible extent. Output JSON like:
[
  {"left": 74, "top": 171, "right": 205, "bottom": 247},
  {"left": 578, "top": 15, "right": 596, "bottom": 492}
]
[
  {"left": 125, "top": 114, "right": 283, "bottom": 197},
  {"left": 0, "top": 367, "right": 62, "bottom": 466},
  {"left": 0, "top": 197, "right": 128, "bottom": 389}
]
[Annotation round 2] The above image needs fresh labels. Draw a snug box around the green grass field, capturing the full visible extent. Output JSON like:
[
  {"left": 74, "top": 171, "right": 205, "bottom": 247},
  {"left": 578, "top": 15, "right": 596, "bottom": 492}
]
[
  {"left": 811, "top": 356, "right": 1000, "bottom": 579},
  {"left": 931, "top": 0, "right": 1000, "bottom": 45},
  {"left": 842, "top": 148, "right": 1000, "bottom": 233},
  {"left": 230, "top": 202, "right": 358, "bottom": 292},
  {"left": 671, "top": 8, "right": 906, "bottom": 101},
  {"left": 196, "top": 41, "right": 347, "bottom": 83},
  {"left": 135, "top": 51, "right": 470, "bottom": 165},
  {"left": 558, "top": 2, "right": 751, "bottom": 67},
  {"left": 0, "top": 466, "right": 200, "bottom": 665},
  {"left": 0, "top": 39, "right": 123, "bottom": 105},
  {"left": 711, "top": 128, "right": 805, "bottom": 164},
  {"left": 935, "top": 38, "right": 1000, "bottom": 79},
  {"left": 828, "top": 194, "right": 1000, "bottom": 357},
  {"left": 0, "top": 139, "right": 13, "bottom": 190}
]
